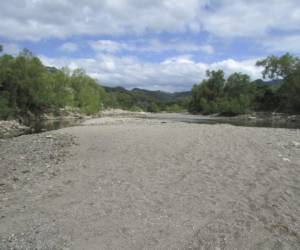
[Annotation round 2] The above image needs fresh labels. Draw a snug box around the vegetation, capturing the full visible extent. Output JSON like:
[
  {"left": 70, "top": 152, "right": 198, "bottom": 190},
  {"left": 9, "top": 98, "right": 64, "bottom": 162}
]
[
  {"left": 0, "top": 44, "right": 299, "bottom": 121},
  {"left": 0, "top": 46, "right": 190, "bottom": 120},
  {"left": 190, "top": 53, "right": 300, "bottom": 115},
  {"left": 103, "top": 86, "right": 190, "bottom": 113},
  {"left": 256, "top": 53, "right": 300, "bottom": 113},
  {"left": 0, "top": 48, "right": 106, "bottom": 119}
]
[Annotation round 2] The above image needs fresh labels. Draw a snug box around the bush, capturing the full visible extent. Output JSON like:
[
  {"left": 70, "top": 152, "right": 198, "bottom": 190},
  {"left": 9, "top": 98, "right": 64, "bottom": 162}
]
[
  {"left": 0, "top": 94, "right": 14, "bottom": 119},
  {"left": 147, "top": 102, "right": 160, "bottom": 113},
  {"left": 0, "top": 49, "right": 107, "bottom": 120},
  {"left": 218, "top": 95, "right": 250, "bottom": 115},
  {"left": 129, "top": 106, "right": 144, "bottom": 112},
  {"left": 165, "top": 104, "right": 184, "bottom": 113}
]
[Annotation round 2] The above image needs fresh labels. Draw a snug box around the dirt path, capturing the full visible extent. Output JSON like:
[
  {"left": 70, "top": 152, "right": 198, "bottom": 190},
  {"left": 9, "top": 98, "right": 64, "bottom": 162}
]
[{"left": 1, "top": 118, "right": 300, "bottom": 249}]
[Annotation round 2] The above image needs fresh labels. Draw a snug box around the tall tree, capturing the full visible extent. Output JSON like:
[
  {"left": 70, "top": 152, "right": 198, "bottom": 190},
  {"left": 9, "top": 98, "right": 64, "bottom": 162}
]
[
  {"left": 256, "top": 54, "right": 300, "bottom": 112},
  {"left": 256, "top": 53, "right": 299, "bottom": 79}
]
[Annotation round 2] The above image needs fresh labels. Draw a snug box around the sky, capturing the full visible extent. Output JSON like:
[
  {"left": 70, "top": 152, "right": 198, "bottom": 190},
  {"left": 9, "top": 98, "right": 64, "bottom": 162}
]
[{"left": 0, "top": 0, "right": 300, "bottom": 92}]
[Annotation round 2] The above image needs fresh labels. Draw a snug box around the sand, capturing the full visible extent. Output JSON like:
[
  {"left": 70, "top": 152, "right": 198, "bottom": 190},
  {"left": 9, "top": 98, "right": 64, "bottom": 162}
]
[{"left": 0, "top": 117, "right": 300, "bottom": 249}]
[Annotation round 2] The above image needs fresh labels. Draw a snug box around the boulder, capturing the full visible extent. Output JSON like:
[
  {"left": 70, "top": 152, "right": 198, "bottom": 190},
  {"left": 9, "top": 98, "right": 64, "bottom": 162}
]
[{"left": 0, "top": 120, "right": 30, "bottom": 139}]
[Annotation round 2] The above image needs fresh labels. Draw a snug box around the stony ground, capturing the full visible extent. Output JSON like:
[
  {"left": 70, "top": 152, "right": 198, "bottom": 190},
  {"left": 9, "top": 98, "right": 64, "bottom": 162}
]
[
  {"left": 0, "top": 132, "right": 75, "bottom": 249},
  {"left": 0, "top": 118, "right": 299, "bottom": 249},
  {"left": 0, "top": 121, "right": 30, "bottom": 139}
]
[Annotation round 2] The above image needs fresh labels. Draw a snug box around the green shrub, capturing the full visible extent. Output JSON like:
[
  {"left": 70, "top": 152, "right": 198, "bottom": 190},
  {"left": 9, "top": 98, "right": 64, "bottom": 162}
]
[
  {"left": 165, "top": 104, "right": 184, "bottom": 113},
  {"left": 0, "top": 94, "right": 14, "bottom": 119}
]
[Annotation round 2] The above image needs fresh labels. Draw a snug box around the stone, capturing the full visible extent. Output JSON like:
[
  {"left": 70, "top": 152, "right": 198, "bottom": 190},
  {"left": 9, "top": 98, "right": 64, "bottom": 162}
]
[
  {"left": 291, "top": 141, "right": 300, "bottom": 148},
  {"left": 0, "top": 120, "right": 29, "bottom": 139}
]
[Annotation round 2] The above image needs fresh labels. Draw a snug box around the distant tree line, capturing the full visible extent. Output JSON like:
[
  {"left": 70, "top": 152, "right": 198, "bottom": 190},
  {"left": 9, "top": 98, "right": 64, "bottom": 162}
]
[
  {"left": 0, "top": 45, "right": 299, "bottom": 120},
  {"left": 189, "top": 53, "right": 300, "bottom": 115},
  {"left": 103, "top": 86, "right": 190, "bottom": 113},
  {"left": 0, "top": 46, "right": 190, "bottom": 120}
]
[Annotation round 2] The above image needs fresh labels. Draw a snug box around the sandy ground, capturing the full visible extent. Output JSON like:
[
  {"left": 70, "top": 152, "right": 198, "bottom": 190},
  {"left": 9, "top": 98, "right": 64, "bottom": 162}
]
[{"left": 0, "top": 117, "right": 300, "bottom": 249}]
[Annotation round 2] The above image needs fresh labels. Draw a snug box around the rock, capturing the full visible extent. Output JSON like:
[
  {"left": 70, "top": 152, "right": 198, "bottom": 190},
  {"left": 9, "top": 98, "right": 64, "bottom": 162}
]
[
  {"left": 12, "top": 176, "right": 19, "bottom": 182},
  {"left": 248, "top": 116, "right": 256, "bottom": 120},
  {"left": 282, "top": 158, "right": 291, "bottom": 162},
  {"left": 287, "top": 115, "right": 297, "bottom": 122},
  {"left": 46, "top": 135, "right": 53, "bottom": 139},
  {"left": 291, "top": 141, "right": 300, "bottom": 148},
  {"left": 0, "top": 120, "right": 30, "bottom": 139},
  {"left": 99, "top": 108, "right": 148, "bottom": 118}
]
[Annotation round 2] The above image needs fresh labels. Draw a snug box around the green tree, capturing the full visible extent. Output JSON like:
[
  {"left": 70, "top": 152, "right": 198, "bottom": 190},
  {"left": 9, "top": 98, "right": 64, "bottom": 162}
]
[
  {"left": 0, "top": 49, "right": 108, "bottom": 120},
  {"left": 256, "top": 53, "right": 299, "bottom": 79},
  {"left": 224, "top": 73, "right": 252, "bottom": 97},
  {"left": 70, "top": 69, "right": 105, "bottom": 114},
  {"left": 201, "top": 70, "right": 225, "bottom": 101},
  {"left": 165, "top": 104, "right": 184, "bottom": 113},
  {"left": 256, "top": 54, "right": 300, "bottom": 113},
  {"left": 147, "top": 102, "right": 160, "bottom": 113},
  {"left": 51, "top": 69, "right": 74, "bottom": 108},
  {"left": 190, "top": 70, "right": 225, "bottom": 114}
]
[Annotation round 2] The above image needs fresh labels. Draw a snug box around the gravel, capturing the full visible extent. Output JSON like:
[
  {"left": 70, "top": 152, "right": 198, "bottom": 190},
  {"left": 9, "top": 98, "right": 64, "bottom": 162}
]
[
  {"left": 0, "top": 131, "right": 75, "bottom": 250},
  {"left": 0, "top": 117, "right": 299, "bottom": 249}
]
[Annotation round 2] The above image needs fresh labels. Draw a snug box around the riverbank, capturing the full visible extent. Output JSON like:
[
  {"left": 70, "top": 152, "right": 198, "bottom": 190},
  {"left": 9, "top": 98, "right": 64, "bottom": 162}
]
[
  {"left": 1, "top": 110, "right": 300, "bottom": 139},
  {"left": 0, "top": 120, "right": 30, "bottom": 139},
  {"left": 0, "top": 109, "right": 148, "bottom": 139},
  {"left": 0, "top": 117, "right": 299, "bottom": 249}
]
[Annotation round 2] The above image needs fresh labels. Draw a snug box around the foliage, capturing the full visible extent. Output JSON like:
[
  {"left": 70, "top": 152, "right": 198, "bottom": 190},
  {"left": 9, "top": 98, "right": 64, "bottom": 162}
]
[
  {"left": 1, "top": 44, "right": 299, "bottom": 120},
  {"left": 103, "top": 86, "right": 190, "bottom": 112},
  {"left": 0, "top": 47, "right": 106, "bottom": 119},
  {"left": 0, "top": 92, "right": 13, "bottom": 119},
  {"left": 256, "top": 53, "right": 299, "bottom": 79},
  {"left": 190, "top": 54, "right": 300, "bottom": 115},
  {"left": 147, "top": 102, "right": 160, "bottom": 113},
  {"left": 165, "top": 104, "right": 184, "bottom": 113},
  {"left": 256, "top": 53, "right": 300, "bottom": 113}
]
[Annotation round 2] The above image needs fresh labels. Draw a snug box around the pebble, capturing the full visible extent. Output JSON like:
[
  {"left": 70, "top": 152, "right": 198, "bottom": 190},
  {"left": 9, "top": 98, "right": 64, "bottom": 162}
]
[{"left": 291, "top": 141, "right": 300, "bottom": 148}]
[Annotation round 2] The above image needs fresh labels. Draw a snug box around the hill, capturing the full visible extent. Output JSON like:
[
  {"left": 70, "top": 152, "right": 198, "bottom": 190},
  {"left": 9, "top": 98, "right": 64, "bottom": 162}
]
[{"left": 102, "top": 86, "right": 191, "bottom": 112}]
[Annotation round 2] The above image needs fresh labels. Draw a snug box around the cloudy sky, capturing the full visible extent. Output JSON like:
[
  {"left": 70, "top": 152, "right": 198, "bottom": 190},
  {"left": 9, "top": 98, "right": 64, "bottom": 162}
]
[{"left": 1, "top": 0, "right": 300, "bottom": 92}]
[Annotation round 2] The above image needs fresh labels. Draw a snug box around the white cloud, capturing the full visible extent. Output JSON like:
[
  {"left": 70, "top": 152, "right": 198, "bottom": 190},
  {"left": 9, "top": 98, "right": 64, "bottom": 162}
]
[
  {"left": 1, "top": 0, "right": 299, "bottom": 41},
  {"left": 0, "top": 0, "right": 207, "bottom": 41},
  {"left": 210, "top": 59, "right": 263, "bottom": 79},
  {"left": 263, "top": 35, "right": 300, "bottom": 53},
  {"left": 198, "top": 45, "right": 214, "bottom": 55},
  {"left": 202, "top": 0, "right": 300, "bottom": 38},
  {"left": 137, "top": 39, "right": 215, "bottom": 54},
  {"left": 89, "top": 40, "right": 129, "bottom": 53},
  {"left": 89, "top": 39, "right": 214, "bottom": 54},
  {"left": 39, "top": 54, "right": 262, "bottom": 92},
  {"left": 59, "top": 42, "right": 79, "bottom": 52}
]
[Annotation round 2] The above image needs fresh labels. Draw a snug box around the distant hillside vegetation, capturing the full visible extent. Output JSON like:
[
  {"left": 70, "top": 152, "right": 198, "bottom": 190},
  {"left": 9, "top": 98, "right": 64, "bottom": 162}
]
[
  {"left": 190, "top": 53, "right": 300, "bottom": 115},
  {"left": 1, "top": 45, "right": 299, "bottom": 120},
  {"left": 102, "top": 86, "right": 191, "bottom": 112},
  {"left": 253, "top": 79, "right": 283, "bottom": 88}
]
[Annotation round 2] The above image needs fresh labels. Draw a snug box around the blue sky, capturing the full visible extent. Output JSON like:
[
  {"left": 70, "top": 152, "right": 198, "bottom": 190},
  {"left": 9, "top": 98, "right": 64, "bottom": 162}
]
[{"left": 1, "top": 0, "right": 300, "bottom": 92}]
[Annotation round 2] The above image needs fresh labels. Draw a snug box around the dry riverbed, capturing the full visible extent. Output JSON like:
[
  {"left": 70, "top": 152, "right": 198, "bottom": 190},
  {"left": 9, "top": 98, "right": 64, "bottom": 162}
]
[{"left": 0, "top": 117, "right": 300, "bottom": 249}]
